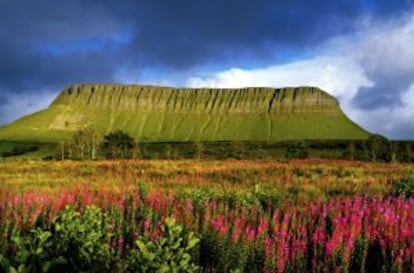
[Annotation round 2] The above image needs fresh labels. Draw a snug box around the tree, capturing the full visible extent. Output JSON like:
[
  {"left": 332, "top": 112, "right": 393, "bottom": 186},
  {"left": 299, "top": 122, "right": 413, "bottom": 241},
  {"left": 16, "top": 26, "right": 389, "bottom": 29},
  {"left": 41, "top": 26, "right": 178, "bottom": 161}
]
[
  {"left": 132, "top": 141, "right": 141, "bottom": 159},
  {"left": 231, "top": 141, "right": 246, "bottom": 159},
  {"left": 342, "top": 141, "right": 356, "bottom": 160},
  {"left": 193, "top": 141, "right": 204, "bottom": 159},
  {"left": 404, "top": 142, "right": 412, "bottom": 162},
  {"left": 87, "top": 128, "right": 100, "bottom": 160},
  {"left": 367, "top": 134, "right": 391, "bottom": 162},
  {"left": 59, "top": 141, "right": 65, "bottom": 161},
  {"left": 102, "top": 130, "right": 135, "bottom": 159},
  {"left": 56, "top": 127, "right": 100, "bottom": 160},
  {"left": 390, "top": 141, "right": 399, "bottom": 162},
  {"left": 164, "top": 144, "right": 179, "bottom": 159},
  {"left": 286, "top": 141, "right": 309, "bottom": 159},
  {"left": 72, "top": 129, "right": 87, "bottom": 160}
]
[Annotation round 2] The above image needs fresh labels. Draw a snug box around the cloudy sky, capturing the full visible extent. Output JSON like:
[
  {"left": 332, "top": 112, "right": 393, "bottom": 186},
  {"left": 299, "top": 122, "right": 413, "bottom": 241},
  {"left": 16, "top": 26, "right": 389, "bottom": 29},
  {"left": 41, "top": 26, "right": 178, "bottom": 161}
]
[{"left": 1, "top": 0, "right": 414, "bottom": 139}]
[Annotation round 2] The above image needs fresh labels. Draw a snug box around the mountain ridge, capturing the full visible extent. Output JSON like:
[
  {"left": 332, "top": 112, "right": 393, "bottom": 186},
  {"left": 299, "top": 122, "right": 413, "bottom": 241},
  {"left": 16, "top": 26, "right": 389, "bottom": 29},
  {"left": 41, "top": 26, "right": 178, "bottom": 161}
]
[
  {"left": 0, "top": 84, "right": 370, "bottom": 142},
  {"left": 51, "top": 84, "right": 339, "bottom": 111}
]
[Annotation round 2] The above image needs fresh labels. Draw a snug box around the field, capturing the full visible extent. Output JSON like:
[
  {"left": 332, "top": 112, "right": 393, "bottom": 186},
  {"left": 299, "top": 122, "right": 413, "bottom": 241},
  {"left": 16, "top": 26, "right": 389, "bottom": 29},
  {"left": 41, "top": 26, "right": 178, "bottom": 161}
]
[{"left": 1, "top": 159, "right": 413, "bottom": 272}]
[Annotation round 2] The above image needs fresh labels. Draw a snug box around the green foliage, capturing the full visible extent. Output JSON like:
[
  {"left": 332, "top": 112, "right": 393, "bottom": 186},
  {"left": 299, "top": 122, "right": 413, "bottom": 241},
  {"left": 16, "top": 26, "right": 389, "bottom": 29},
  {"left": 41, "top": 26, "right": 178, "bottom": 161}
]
[
  {"left": 0, "top": 207, "right": 201, "bottom": 273},
  {"left": 193, "top": 142, "right": 204, "bottom": 159},
  {"left": 198, "top": 231, "right": 263, "bottom": 272},
  {"left": 286, "top": 141, "right": 309, "bottom": 159},
  {"left": 128, "top": 217, "right": 199, "bottom": 273},
  {"left": 342, "top": 141, "right": 356, "bottom": 160},
  {"left": 249, "top": 148, "right": 270, "bottom": 159},
  {"left": 392, "top": 176, "right": 414, "bottom": 197},
  {"left": 164, "top": 144, "right": 180, "bottom": 159},
  {"left": 367, "top": 134, "right": 391, "bottom": 162},
  {"left": 1, "top": 145, "right": 39, "bottom": 157},
  {"left": 230, "top": 141, "right": 246, "bottom": 159},
  {"left": 56, "top": 127, "right": 100, "bottom": 160},
  {"left": 103, "top": 130, "right": 135, "bottom": 159},
  {"left": 0, "top": 228, "right": 65, "bottom": 273},
  {"left": 53, "top": 206, "right": 111, "bottom": 272},
  {"left": 0, "top": 140, "right": 55, "bottom": 160}
]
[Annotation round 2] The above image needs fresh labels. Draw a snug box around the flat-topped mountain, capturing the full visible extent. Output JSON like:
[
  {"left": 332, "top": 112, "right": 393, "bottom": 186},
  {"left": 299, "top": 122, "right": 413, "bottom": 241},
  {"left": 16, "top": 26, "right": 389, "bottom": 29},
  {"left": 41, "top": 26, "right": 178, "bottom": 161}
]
[{"left": 0, "top": 84, "right": 370, "bottom": 142}]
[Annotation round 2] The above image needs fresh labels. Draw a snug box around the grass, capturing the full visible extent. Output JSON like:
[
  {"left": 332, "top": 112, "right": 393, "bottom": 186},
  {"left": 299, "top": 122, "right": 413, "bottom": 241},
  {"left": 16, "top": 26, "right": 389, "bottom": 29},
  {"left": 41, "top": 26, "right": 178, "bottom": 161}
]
[{"left": 0, "top": 159, "right": 406, "bottom": 198}]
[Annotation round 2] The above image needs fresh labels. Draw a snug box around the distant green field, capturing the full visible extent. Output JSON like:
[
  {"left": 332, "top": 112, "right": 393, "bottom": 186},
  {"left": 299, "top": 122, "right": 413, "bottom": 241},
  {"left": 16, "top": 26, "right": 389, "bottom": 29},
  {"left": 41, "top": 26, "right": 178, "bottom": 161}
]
[
  {"left": 0, "top": 140, "right": 55, "bottom": 160},
  {"left": 0, "top": 84, "right": 370, "bottom": 143}
]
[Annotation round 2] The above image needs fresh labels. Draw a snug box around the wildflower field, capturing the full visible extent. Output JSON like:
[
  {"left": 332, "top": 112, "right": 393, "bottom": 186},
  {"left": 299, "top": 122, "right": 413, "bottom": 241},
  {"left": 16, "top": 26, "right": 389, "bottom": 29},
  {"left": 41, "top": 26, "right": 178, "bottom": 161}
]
[{"left": 0, "top": 159, "right": 413, "bottom": 272}]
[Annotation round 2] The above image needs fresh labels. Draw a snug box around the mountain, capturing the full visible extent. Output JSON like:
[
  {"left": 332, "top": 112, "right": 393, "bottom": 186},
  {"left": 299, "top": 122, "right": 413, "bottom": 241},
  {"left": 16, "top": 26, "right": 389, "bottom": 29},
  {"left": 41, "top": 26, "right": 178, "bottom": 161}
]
[{"left": 0, "top": 84, "right": 370, "bottom": 142}]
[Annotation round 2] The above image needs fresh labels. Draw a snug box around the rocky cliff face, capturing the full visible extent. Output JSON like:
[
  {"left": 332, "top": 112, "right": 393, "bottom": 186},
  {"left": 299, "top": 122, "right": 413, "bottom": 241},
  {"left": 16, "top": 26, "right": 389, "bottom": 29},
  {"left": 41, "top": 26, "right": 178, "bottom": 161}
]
[
  {"left": 51, "top": 84, "right": 339, "bottom": 113},
  {"left": 0, "top": 84, "right": 369, "bottom": 142}
]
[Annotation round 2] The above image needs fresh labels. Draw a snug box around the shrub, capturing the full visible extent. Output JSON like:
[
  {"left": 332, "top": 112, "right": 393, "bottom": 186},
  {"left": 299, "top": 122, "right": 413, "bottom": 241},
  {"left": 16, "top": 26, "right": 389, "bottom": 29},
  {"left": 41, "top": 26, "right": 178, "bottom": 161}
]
[
  {"left": 103, "top": 130, "right": 135, "bottom": 159},
  {"left": 286, "top": 141, "right": 309, "bottom": 159},
  {"left": 0, "top": 228, "right": 65, "bottom": 273},
  {"left": 53, "top": 206, "right": 112, "bottom": 272},
  {"left": 367, "top": 134, "right": 391, "bottom": 162},
  {"left": 128, "top": 217, "right": 199, "bottom": 272},
  {"left": 392, "top": 176, "right": 414, "bottom": 197}
]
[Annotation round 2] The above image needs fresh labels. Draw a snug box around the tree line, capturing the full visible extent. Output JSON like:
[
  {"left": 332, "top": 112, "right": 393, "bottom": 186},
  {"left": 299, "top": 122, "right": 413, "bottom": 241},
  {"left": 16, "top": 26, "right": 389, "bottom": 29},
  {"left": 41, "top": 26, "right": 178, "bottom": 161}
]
[
  {"left": 56, "top": 129, "right": 140, "bottom": 160},
  {"left": 341, "top": 134, "right": 412, "bottom": 163},
  {"left": 55, "top": 128, "right": 246, "bottom": 160},
  {"left": 287, "top": 134, "right": 413, "bottom": 163},
  {"left": 56, "top": 129, "right": 412, "bottom": 162}
]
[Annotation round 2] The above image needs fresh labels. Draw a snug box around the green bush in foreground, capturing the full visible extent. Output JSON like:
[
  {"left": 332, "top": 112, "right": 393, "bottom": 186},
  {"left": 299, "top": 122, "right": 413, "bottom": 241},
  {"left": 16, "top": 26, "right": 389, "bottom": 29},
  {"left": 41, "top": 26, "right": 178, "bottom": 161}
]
[
  {"left": 0, "top": 206, "right": 199, "bottom": 273},
  {"left": 0, "top": 228, "right": 65, "bottom": 273},
  {"left": 129, "top": 217, "right": 199, "bottom": 273}
]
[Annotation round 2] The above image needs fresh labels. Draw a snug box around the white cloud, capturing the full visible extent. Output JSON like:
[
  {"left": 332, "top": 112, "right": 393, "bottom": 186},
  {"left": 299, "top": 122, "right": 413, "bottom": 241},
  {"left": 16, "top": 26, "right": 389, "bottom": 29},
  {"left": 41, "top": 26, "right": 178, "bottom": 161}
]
[
  {"left": 187, "top": 56, "right": 372, "bottom": 114},
  {"left": 186, "top": 13, "right": 414, "bottom": 139}
]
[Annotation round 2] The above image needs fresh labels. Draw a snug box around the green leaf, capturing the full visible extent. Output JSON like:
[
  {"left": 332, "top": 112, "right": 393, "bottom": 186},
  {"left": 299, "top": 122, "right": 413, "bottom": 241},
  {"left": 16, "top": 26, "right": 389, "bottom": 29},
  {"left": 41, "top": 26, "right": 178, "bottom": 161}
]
[
  {"left": 35, "top": 247, "right": 44, "bottom": 255},
  {"left": 171, "top": 241, "right": 181, "bottom": 250},
  {"left": 41, "top": 261, "right": 51, "bottom": 273},
  {"left": 157, "top": 263, "right": 170, "bottom": 273},
  {"left": 186, "top": 237, "right": 200, "bottom": 250},
  {"left": 135, "top": 240, "right": 148, "bottom": 253},
  {"left": 165, "top": 217, "right": 175, "bottom": 227},
  {"left": 17, "top": 264, "right": 26, "bottom": 273},
  {"left": 8, "top": 266, "right": 18, "bottom": 273}
]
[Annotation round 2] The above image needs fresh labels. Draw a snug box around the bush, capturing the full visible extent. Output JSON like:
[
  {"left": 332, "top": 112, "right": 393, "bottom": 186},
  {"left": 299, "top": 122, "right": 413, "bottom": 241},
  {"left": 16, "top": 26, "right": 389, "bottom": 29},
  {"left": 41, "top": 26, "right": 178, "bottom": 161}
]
[
  {"left": 392, "top": 176, "right": 414, "bottom": 197},
  {"left": 53, "top": 206, "right": 112, "bottom": 272},
  {"left": 128, "top": 217, "right": 199, "bottom": 272},
  {"left": 1, "top": 145, "right": 39, "bottom": 157},
  {"left": 0, "top": 207, "right": 200, "bottom": 273},
  {"left": 367, "top": 134, "right": 391, "bottom": 162},
  {"left": 0, "top": 228, "right": 65, "bottom": 273},
  {"left": 103, "top": 130, "right": 135, "bottom": 159},
  {"left": 286, "top": 141, "right": 309, "bottom": 159},
  {"left": 0, "top": 206, "right": 110, "bottom": 273}
]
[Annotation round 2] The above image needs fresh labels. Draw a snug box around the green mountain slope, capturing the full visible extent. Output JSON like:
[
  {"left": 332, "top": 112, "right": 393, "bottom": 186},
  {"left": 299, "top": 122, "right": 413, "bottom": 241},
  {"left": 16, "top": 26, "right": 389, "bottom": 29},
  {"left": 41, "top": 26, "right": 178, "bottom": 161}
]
[{"left": 0, "top": 84, "right": 370, "bottom": 142}]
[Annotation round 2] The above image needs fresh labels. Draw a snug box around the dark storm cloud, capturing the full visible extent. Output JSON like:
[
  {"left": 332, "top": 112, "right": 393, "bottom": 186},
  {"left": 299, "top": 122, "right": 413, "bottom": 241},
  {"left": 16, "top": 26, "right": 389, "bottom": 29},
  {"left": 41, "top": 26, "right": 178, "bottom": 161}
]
[
  {"left": 2, "top": 0, "right": 409, "bottom": 89},
  {"left": 0, "top": 0, "right": 412, "bottom": 126},
  {"left": 352, "top": 76, "right": 412, "bottom": 110},
  {"left": 121, "top": 0, "right": 401, "bottom": 68}
]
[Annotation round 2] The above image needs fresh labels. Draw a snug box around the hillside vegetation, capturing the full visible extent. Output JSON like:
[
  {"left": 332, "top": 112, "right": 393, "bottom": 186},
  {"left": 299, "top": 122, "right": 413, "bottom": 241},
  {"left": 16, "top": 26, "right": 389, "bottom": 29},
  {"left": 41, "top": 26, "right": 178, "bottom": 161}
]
[{"left": 0, "top": 84, "right": 369, "bottom": 142}]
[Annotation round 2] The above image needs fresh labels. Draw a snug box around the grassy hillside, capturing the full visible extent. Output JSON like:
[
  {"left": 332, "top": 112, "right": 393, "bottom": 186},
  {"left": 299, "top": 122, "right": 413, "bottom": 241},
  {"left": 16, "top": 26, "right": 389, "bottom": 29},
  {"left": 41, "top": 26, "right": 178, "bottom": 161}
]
[{"left": 0, "top": 84, "right": 370, "bottom": 142}]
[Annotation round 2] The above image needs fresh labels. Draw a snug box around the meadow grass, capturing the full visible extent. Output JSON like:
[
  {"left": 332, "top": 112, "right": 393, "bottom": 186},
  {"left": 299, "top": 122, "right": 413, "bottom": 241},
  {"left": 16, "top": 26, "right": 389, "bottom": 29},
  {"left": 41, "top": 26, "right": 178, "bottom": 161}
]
[{"left": 1, "top": 159, "right": 413, "bottom": 272}]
